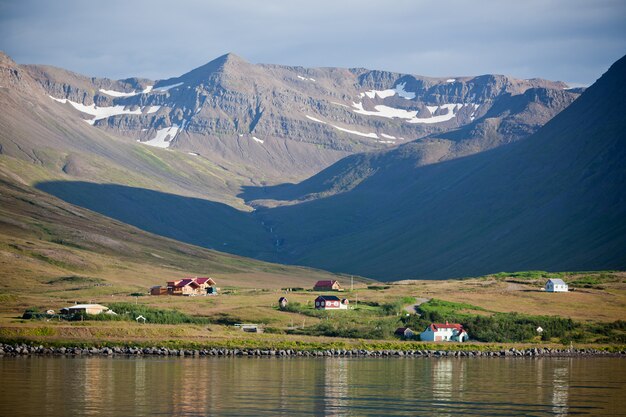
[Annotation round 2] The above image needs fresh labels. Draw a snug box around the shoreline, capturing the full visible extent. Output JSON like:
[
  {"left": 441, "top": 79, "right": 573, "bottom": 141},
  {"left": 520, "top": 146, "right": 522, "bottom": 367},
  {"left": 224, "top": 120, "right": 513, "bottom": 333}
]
[{"left": 1, "top": 342, "right": 624, "bottom": 359}]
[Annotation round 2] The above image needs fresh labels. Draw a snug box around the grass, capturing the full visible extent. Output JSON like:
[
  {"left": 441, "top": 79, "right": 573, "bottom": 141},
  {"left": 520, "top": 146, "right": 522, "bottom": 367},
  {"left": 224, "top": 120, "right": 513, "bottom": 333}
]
[{"left": 401, "top": 298, "right": 625, "bottom": 344}]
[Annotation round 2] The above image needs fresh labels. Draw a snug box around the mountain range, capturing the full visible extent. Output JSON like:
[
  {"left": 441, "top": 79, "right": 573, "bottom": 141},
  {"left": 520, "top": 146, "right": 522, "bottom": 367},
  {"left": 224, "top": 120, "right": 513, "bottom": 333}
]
[{"left": 1, "top": 51, "right": 623, "bottom": 280}]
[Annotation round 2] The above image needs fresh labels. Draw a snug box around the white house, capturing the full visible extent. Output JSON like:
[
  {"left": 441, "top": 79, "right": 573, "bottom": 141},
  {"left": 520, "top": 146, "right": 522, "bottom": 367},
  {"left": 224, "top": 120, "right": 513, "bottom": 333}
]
[
  {"left": 59, "top": 304, "right": 114, "bottom": 315},
  {"left": 420, "top": 322, "right": 468, "bottom": 342},
  {"left": 314, "top": 295, "right": 348, "bottom": 310},
  {"left": 545, "top": 278, "right": 568, "bottom": 292}
]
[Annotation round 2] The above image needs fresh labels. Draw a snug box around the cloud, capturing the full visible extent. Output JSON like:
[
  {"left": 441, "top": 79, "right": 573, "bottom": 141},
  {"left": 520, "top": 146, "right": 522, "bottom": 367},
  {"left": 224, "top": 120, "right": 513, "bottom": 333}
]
[{"left": 0, "top": 0, "right": 624, "bottom": 85}]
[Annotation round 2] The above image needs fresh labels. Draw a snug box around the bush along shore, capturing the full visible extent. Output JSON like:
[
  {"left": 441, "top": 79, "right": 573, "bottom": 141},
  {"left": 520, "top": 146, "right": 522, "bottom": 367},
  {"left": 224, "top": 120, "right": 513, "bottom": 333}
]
[{"left": 0, "top": 342, "right": 624, "bottom": 358}]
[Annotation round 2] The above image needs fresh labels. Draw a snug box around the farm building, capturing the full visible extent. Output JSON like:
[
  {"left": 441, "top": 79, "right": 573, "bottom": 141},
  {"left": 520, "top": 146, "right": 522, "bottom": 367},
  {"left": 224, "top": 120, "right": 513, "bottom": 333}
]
[
  {"left": 150, "top": 286, "right": 167, "bottom": 296},
  {"left": 313, "top": 280, "right": 343, "bottom": 291},
  {"left": 545, "top": 278, "right": 568, "bottom": 292},
  {"left": 162, "top": 277, "right": 218, "bottom": 296},
  {"left": 59, "top": 304, "right": 113, "bottom": 315},
  {"left": 314, "top": 295, "right": 348, "bottom": 310},
  {"left": 394, "top": 327, "right": 415, "bottom": 339},
  {"left": 420, "top": 322, "right": 468, "bottom": 342}
]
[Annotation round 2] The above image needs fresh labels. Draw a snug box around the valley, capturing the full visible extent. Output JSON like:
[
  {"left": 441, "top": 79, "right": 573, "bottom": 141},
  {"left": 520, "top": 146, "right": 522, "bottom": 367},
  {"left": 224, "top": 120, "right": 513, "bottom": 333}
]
[{"left": 0, "top": 50, "right": 624, "bottom": 284}]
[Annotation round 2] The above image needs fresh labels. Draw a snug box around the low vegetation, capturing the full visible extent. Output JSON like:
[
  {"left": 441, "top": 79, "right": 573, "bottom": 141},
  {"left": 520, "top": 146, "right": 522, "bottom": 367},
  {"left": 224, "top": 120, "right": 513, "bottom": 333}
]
[
  {"left": 402, "top": 299, "right": 625, "bottom": 344},
  {"left": 77, "top": 303, "right": 211, "bottom": 325},
  {"left": 4, "top": 270, "right": 626, "bottom": 348}
]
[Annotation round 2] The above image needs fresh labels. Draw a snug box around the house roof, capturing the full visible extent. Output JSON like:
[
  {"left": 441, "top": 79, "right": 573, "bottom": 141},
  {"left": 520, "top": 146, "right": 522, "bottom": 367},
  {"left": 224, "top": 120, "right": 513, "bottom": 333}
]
[
  {"left": 316, "top": 295, "right": 341, "bottom": 301},
  {"left": 547, "top": 278, "right": 567, "bottom": 285},
  {"left": 314, "top": 280, "right": 339, "bottom": 288},
  {"left": 170, "top": 279, "right": 200, "bottom": 288},
  {"left": 395, "top": 327, "right": 412, "bottom": 334},
  {"left": 167, "top": 277, "right": 214, "bottom": 287},
  {"left": 65, "top": 304, "right": 108, "bottom": 310},
  {"left": 427, "top": 323, "right": 464, "bottom": 332}
]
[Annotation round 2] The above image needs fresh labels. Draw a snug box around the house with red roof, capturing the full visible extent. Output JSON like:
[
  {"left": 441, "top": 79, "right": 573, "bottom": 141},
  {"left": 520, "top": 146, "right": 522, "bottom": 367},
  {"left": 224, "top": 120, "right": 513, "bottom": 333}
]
[
  {"left": 313, "top": 280, "right": 343, "bottom": 291},
  {"left": 420, "top": 321, "right": 468, "bottom": 342},
  {"left": 151, "top": 277, "right": 217, "bottom": 296}
]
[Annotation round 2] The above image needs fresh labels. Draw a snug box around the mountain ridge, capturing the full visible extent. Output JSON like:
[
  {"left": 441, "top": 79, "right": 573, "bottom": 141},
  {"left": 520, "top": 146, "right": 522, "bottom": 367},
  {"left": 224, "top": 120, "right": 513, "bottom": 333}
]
[
  {"left": 245, "top": 54, "right": 626, "bottom": 279},
  {"left": 15, "top": 51, "right": 578, "bottom": 185},
  {"left": 3, "top": 51, "right": 615, "bottom": 281}
]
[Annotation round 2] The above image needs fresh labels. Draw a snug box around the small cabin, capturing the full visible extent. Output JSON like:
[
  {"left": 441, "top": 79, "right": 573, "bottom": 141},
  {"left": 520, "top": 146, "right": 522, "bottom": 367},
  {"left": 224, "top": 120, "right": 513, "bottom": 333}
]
[
  {"left": 545, "top": 278, "right": 568, "bottom": 292},
  {"left": 394, "top": 327, "right": 415, "bottom": 339},
  {"left": 278, "top": 297, "right": 288, "bottom": 309},
  {"left": 313, "top": 280, "right": 343, "bottom": 292},
  {"left": 150, "top": 286, "right": 167, "bottom": 296},
  {"left": 420, "top": 322, "right": 468, "bottom": 342},
  {"left": 315, "top": 295, "right": 348, "bottom": 310}
]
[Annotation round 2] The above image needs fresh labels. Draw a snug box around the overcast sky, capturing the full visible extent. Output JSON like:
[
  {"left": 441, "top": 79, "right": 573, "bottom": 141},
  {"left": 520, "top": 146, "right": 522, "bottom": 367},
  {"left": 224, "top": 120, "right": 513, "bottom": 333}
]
[{"left": 1, "top": 0, "right": 624, "bottom": 86}]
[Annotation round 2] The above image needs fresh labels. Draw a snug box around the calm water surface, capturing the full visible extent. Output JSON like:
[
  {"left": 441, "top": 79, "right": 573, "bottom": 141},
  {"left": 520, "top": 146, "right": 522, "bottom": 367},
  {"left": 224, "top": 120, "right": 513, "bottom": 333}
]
[{"left": 0, "top": 356, "right": 624, "bottom": 416}]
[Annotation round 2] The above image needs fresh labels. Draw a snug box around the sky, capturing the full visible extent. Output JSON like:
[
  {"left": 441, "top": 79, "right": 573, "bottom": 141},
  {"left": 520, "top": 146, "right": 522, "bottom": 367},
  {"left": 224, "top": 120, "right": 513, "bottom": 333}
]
[{"left": 0, "top": 0, "right": 625, "bottom": 86}]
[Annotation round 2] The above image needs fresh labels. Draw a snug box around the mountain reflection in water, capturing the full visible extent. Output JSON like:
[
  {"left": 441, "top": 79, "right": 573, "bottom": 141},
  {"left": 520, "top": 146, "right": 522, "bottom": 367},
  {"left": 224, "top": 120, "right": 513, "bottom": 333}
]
[{"left": 0, "top": 357, "right": 623, "bottom": 416}]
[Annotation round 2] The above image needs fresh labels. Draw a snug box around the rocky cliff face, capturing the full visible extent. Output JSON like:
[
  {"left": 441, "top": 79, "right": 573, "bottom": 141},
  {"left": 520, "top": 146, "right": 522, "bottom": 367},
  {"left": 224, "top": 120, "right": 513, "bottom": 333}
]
[{"left": 22, "top": 52, "right": 579, "bottom": 184}]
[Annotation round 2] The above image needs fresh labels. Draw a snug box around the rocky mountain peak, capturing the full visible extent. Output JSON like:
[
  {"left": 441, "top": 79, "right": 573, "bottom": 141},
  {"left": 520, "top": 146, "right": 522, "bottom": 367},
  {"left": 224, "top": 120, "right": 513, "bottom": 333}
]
[
  {"left": 0, "top": 51, "right": 16, "bottom": 66},
  {"left": 155, "top": 52, "right": 252, "bottom": 89}
]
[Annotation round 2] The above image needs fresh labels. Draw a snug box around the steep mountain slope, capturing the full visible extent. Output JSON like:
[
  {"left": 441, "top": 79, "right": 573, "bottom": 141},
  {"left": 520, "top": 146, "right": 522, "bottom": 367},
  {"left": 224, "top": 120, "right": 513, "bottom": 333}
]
[
  {"left": 1, "top": 51, "right": 594, "bottom": 281},
  {"left": 0, "top": 171, "right": 346, "bottom": 293},
  {"left": 0, "top": 52, "right": 256, "bottom": 210},
  {"left": 247, "top": 55, "right": 626, "bottom": 279}
]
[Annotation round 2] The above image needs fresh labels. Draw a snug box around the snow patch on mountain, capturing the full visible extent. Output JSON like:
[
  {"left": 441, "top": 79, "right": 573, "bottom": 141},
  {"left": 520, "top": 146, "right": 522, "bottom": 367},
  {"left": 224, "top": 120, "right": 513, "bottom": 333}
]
[
  {"left": 331, "top": 125, "right": 378, "bottom": 139},
  {"left": 153, "top": 82, "right": 184, "bottom": 93},
  {"left": 306, "top": 115, "right": 327, "bottom": 124},
  {"left": 49, "top": 96, "right": 143, "bottom": 124},
  {"left": 380, "top": 133, "right": 396, "bottom": 140},
  {"left": 352, "top": 102, "right": 418, "bottom": 119},
  {"left": 99, "top": 89, "right": 138, "bottom": 97},
  {"left": 407, "top": 104, "right": 464, "bottom": 124},
  {"left": 359, "top": 82, "right": 415, "bottom": 100},
  {"left": 143, "top": 125, "right": 181, "bottom": 148},
  {"left": 146, "top": 106, "right": 161, "bottom": 114},
  {"left": 351, "top": 99, "right": 475, "bottom": 124},
  {"left": 297, "top": 75, "right": 316, "bottom": 82},
  {"left": 99, "top": 85, "right": 155, "bottom": 97}
]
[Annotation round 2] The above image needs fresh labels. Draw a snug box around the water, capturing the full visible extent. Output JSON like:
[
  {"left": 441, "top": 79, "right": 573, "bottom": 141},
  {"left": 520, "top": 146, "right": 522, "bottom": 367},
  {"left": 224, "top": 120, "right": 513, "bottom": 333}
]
[{"left": 0, "top": 356, "right": 623, "bottom": 416}]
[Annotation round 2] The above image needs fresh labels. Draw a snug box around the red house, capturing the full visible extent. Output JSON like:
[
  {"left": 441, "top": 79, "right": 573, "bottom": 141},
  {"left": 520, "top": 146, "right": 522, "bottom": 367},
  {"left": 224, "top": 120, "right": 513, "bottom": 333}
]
[
  {"left": 164, "top": 277, "right": 217, "bottom": 296},
  {"left": 313, "top": 280, "right": 343, "bottom": 291}
]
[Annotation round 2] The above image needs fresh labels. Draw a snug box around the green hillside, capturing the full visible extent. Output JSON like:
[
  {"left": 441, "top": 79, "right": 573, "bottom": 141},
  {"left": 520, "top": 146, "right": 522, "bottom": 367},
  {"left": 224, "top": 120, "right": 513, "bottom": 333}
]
[{"left": 246, "top": 54, "right": 626, "bottom": 279}]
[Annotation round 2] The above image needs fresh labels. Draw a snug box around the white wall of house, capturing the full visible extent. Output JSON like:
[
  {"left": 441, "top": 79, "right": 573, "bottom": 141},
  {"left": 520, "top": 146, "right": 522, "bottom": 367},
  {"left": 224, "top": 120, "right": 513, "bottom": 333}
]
[
  {"left": 420, "top": 327, "right": 467, "bottom": 342},
  {"left": 315, "top": 299, "right": 348, "bottom": 309},
  {"left": 545, "top": 280, "right": 568, "bottom": 292}
]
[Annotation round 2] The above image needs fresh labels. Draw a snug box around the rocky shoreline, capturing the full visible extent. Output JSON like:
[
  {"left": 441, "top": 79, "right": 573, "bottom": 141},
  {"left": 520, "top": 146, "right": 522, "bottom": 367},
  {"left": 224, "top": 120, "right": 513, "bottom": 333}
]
[{"left": 0, "top": 343, "right": 624, "bottom": 358}]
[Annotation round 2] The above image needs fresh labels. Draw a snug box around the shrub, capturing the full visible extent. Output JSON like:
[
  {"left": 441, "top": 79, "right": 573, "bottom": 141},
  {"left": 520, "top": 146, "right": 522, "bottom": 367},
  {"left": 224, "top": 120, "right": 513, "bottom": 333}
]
[{"left": 77, "top": 303, "right": 210, "bottom": 325}]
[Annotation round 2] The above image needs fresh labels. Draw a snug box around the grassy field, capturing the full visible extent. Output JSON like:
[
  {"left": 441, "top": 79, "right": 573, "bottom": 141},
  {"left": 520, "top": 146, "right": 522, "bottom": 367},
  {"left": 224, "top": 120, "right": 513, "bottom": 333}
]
[
  {"left": 0, "top": 173, "right": 624, "bottom": 350},
  {"left": 2, "top": 270, "right": 624, "bottom": 349}
]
